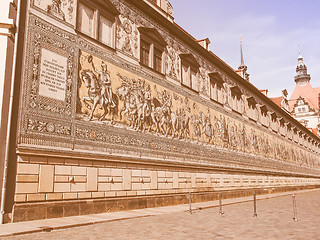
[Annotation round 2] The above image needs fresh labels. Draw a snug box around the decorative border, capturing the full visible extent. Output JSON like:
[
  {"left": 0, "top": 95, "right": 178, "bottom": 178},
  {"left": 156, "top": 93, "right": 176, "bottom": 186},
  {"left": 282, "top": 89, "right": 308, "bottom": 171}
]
[{"left": 25, "top": 15, "right": 76, "bottom": 117}]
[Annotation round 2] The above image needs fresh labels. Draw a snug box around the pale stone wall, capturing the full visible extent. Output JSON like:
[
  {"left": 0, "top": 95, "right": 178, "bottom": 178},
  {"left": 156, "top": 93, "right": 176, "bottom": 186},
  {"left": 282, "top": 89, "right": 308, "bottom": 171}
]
[{"left": 14, "top": 156, "right": 320, "bottom": 204}]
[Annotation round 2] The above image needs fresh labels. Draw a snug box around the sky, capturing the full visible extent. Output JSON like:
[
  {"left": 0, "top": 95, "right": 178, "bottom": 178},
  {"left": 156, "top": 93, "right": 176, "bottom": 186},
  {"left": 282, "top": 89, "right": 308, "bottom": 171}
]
[{"left": 170, "top": 0, "right": 320, "bottom": 97}]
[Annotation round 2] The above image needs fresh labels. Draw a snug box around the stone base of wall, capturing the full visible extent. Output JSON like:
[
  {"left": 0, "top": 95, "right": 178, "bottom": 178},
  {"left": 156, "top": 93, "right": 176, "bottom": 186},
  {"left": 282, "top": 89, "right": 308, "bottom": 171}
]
[{"left": 9, "top": 185, "right": 320, "bottom": 223}]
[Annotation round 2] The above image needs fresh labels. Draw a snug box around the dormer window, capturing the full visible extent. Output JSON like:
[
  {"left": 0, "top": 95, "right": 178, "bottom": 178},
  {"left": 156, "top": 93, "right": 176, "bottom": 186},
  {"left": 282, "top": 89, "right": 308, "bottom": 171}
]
[
  {"left": 77, "top": 0, "right": 119, "bottom": 48},
  {"left": 138, "top": 27, "right": 167, "bottom": 74},
  {"left": 180, "top": 54, "right": 200, "bottom": 92}
]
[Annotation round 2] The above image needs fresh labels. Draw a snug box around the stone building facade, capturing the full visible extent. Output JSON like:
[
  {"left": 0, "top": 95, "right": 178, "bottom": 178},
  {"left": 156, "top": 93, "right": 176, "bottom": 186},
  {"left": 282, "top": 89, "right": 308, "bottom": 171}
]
[{"left": 0, "top": 0, "right": 320, "bottom": 223}]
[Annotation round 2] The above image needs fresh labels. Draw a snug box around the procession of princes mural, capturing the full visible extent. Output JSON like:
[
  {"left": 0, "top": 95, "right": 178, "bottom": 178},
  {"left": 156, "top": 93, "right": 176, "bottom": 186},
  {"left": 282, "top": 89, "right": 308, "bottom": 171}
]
[{"left": 77, "top": 53, "right": 319, "bottom": 170}]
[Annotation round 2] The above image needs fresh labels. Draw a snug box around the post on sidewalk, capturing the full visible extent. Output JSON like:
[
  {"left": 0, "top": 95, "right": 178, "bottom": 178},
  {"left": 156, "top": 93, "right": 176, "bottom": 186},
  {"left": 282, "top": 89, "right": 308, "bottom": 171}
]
[
  {"left": 219, "top": 192, "right": 224, "bottom": 215},
  {"left": 189, "top": 191, "right": 192, "bottom": 214},
  {"left": 253, "top": 191, "right": 257, "bottom": 217},
  {"left": 292, "top": 194, "right": 298, "bottom": 222}
]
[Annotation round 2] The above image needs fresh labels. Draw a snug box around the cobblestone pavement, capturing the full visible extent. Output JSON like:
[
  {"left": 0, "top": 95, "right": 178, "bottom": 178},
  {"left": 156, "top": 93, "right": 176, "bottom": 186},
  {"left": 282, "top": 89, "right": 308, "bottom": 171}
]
[{"left": 4, "top": 190, "right": 320, "bottom": 240}]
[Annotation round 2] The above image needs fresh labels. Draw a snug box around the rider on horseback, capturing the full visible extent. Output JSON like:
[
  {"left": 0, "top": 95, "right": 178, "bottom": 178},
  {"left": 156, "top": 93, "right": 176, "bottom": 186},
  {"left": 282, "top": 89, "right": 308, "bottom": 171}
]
[{"left": 91, "top": 61, "right": 116, "bottom": 109}]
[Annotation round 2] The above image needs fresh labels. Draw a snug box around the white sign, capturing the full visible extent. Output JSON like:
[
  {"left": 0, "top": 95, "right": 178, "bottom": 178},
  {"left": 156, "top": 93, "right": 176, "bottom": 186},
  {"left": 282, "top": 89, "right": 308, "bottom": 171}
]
[{"left": 39, "top": 48, "right": 67, "bottom": 101}]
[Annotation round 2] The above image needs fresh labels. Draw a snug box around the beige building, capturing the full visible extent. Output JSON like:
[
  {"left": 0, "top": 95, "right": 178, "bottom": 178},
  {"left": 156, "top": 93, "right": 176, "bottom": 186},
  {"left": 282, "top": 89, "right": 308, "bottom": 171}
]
[{"left": 0, "top": 0, "right": 319, "bottom": 223}]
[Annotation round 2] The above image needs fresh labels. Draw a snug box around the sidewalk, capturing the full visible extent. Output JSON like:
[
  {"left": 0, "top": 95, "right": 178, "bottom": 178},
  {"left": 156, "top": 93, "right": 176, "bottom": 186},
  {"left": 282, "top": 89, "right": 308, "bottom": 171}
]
[{"left": 0, "top": 188, "right": 318, "bottom": 238}]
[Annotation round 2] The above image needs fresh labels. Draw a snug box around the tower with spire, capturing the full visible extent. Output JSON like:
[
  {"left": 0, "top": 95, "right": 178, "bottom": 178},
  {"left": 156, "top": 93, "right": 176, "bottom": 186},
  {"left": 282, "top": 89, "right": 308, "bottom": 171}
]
[
  {"left": 294, "top": 53, "right": 311, "bottom": 86},
  {"left": 288, "top": 53, "right": 320, "bottom": 134},
  {"left": 237, "top": 36, "right": 249, "bottom": 81}
]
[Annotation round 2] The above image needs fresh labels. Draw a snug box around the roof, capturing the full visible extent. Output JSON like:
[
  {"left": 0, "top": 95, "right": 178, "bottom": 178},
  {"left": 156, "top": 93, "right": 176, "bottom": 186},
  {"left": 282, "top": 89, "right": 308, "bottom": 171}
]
[
  {"left": 312, "top": 128, "right": 318, "bottom": 136},
  {"left": 289, "top": 82, "right": 320, "bottom": 111},
  {"left": 270, "top": 97, "right": 282, "bottom": 108}
]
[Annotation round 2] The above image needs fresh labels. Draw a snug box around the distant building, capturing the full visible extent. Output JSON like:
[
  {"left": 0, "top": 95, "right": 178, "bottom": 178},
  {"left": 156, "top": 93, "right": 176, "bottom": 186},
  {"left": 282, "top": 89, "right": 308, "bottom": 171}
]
[
  {"left": 289, "top": 54, "right": 320, "bottom": 134},
  {"left": 289, "top": 54, "right": 320, "bottom": 133},
  {"left": 270, "top": 54, "right": 320, "bottom": 136}
]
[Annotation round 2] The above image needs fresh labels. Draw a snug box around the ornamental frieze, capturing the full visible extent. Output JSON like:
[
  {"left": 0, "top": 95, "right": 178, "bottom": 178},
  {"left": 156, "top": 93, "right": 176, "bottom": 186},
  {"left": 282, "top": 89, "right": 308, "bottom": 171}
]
[{"left": 26, "top": 117, "right": 71, "bottom": 136}]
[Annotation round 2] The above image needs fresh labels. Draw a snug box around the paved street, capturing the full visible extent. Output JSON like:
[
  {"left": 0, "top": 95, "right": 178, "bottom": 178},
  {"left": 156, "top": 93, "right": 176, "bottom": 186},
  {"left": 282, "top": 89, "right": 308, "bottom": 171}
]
[{"left": 3, "top": 190, "right": 320, "bottom": 240}]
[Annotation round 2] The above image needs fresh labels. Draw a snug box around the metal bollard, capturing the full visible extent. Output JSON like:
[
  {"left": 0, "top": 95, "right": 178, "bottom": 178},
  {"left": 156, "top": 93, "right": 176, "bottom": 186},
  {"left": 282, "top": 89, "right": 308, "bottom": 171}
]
[
  {"left": 219, "top": 192, "right": 224, "bottom": 215},
  {"left": 253, "top": 191, "right": 258, "bottom": 217},
  {"left": 189, "top": 191, "right": 192, "bottom": 214},
  {"left": 292, "top": 194, "right": 298, "bottom": 222}
]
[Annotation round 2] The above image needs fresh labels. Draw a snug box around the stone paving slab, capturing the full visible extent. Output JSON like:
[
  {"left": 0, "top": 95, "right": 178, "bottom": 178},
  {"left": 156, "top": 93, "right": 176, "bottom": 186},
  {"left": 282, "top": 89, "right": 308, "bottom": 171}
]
[{"left": 0, "top": 188, "right": 318, "bottom": 238}]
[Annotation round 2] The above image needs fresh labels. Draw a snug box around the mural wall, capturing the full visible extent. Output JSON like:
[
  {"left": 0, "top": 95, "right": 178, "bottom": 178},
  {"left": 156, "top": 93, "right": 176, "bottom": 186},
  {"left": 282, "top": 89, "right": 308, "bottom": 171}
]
[{"left": 76, "top": 51, "right": 320, "bottom": 170}]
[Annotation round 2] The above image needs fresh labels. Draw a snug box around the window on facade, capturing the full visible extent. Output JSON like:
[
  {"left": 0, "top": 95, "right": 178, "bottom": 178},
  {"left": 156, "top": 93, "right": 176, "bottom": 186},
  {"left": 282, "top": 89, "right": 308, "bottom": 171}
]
[
  {"left": 182, "top": 64, "right": 189, "bottom": 86},
  {"left": 209, "top": 72, "right": 224, "bottom": 104},
  {"left": 260, "top": 105, "right": 269, "bottom": 127},
  {"left": 77, "top": 0, "right": 119, "bottom": 48},
  {"left": 78, "top": 3, "right": 94, "bottom": 37},
  {"left": 270, "top": 112, "right": 279, "bottom": 131},
  {"left": 230, "top": 86, "right": 243, "bottom": 113},
  {"left": 247, "top": 96, "right": 258, "bottom": 121},
  {"left": 191, "top": 69, "right": 198, "bottom": 90},
  {"left": 180, "top": 54, "right": 200, "bottom": 92},
  {"left": 138, "top": 27, "right": 167, "bottom": 73},
  {"left": 140, "top": 39, "right": 150, "bottom": 66},
  {"left": 279, "top": 118, "right": 286, "bottom": 136},
  {"left": 99, "top": 15, "right": 113, "bottom": 46},
  {"left": 154, "top": 47, "right": 163, "bottom": 73},
  {"left": 287, "top": 123, "right": 293, "bottom": 139}
]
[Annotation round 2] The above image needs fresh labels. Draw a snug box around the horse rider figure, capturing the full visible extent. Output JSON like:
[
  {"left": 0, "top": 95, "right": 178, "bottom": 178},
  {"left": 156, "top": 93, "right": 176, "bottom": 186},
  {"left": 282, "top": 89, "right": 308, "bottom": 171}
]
[
  {"left": 142, "top": 83, "right": 153, "bottom": 120},
  {"left": 91, "top": 61, "right": 116, "bottom": 109}
]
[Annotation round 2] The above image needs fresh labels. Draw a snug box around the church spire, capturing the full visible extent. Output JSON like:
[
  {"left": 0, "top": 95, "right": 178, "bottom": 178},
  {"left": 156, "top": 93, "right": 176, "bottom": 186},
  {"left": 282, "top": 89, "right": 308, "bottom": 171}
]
[
  {"left": 239, "top": 36, "right": 246, "bottom": 69},
  {"left": 238, "top": 36, "right": 249, "bottom": 81}
]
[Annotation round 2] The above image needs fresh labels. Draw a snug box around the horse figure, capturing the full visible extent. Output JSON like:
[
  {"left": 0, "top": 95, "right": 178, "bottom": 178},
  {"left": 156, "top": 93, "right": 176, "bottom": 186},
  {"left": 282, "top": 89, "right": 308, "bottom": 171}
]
[
  {"left": 81, "top": 70, "right": 109, "bottom": 121},
  {"left": 117, "top": 83, "right": 131, "bottom": 121},
  {"left": 214, "top": 116, "right": 229, "bottom": 146},
  {"left": 171, "top": 108, "right": 190, "bottom": 139},
  {"left": 140, "top": 99, "right": 157, "bottom": 133},
  {"left": 200, "top": 112, "right": 214, "bottom": 142},
  {"left": 117, "top": 83, "right": 145, "bottom": 130}
]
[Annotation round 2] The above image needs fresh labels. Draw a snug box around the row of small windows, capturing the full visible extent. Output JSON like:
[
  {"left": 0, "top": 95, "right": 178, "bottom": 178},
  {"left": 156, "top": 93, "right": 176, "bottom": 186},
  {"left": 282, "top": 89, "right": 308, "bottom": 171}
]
[
  {"left": 75, "top": 1, "right": 319, "bottom": 151},
  {"left": 296, "top": 106, "right": 307, "bottom": 113}
]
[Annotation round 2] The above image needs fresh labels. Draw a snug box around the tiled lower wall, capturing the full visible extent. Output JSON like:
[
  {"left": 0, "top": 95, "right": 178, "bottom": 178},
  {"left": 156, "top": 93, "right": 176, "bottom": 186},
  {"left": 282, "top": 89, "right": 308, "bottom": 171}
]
[{"left": 11, "top": 155, "right": 320, "bottom": 222}]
